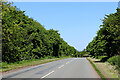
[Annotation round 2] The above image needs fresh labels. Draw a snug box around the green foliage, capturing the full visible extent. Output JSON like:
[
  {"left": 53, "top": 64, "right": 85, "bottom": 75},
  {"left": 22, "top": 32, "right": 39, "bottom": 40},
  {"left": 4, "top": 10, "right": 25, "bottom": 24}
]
[
  {"left": 2, "top": 2, "right": 78, "bottom": 63},
  {"left": 100, "top": 56, "right": 109, "bottom": 62},
  {"left": 107, "top": 55, "right": 120, "bottom": 69},
  {"left": 86, "top": 8, "right": 120, "bottom": 59},
  {"left": 79, "top": 49, "right": 88, "bottom": 57},
  {"left": 96, "top": 56, "right": 107, "bottom": 60}
]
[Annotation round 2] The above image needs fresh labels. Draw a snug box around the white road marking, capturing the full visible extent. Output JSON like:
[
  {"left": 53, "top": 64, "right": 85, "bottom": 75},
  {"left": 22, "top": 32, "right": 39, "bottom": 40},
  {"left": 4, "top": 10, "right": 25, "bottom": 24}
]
[
  {"left": 66, "top": 62, "right": 69, "bottom": 64},
  {"left": 41, "top": 70, "right": 54, "bottom": 78},
  {"left": 58, "top": 65, "right": 64, "bottom": 69},
  {"left": 70, "top": 60, "right": 73, "bottom": 62}
]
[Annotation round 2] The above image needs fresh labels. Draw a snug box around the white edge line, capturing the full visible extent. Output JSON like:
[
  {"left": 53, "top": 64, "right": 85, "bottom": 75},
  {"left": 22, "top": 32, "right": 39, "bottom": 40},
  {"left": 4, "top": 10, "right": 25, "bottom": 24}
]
[{"left": 41, "top": 70, "right": 54, "bottom": 78}]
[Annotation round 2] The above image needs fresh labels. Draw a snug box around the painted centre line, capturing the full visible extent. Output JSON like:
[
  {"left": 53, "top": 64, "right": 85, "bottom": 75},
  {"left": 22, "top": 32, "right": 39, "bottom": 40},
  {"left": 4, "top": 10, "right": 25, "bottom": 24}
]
[
  {"left": 66, "top": 62, "right": 69, "bottom": 64},
  {"left": 41, "top": 70, "right": 54, "bottom": 78},
  {"left": 58, "top": 65, "right": 64, "bottom": 69},
  {"left": 70, "top": 60, "right": 73, "bottom": 62}
]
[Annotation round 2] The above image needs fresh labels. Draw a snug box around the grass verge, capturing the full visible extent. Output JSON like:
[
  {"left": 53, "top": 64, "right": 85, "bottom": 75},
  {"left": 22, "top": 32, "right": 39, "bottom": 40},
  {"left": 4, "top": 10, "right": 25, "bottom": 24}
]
[
  {"left": 87, "top": 58, "right": 105, "bottom": 80},
  {"left": 1, "top": 56, "right": 71, "bottom": 72}
]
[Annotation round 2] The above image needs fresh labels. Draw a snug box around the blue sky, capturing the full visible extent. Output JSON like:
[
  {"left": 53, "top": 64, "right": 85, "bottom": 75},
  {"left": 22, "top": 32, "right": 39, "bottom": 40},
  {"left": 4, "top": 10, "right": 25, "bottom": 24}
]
[{"left": 12, "top": 2, "right": 118, "bottom": 51}]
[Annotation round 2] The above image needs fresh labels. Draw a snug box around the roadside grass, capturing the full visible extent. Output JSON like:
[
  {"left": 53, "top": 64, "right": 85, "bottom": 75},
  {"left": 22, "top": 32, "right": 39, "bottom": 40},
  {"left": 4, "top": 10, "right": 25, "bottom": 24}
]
[
  {"left": 87, "top": 58, "right": 106, "bottom": 80},
  {"left": 1, "top": 56, "right": 71, "bottom": 72}
]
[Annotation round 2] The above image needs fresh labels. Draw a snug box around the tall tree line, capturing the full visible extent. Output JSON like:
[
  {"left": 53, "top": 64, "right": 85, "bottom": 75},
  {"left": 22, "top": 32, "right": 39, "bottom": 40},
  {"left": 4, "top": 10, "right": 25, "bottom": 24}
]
[
  {"left": 2, "top": 2, "right": 78, "bottom": 63},
  {"left": 86, "top": 8, "right": 120, "bottom": 58}
]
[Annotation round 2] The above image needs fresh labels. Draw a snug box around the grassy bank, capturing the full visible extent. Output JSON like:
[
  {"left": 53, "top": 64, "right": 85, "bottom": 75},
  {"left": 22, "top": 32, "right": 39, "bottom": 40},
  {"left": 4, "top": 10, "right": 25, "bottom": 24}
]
[
  {"left": 1, "top": 56, "right": 71, "bottom": 72},
  {"left": 87, "top": 57, "right": 119, "bottom": 79},
  {"left": 87, "top": 58, "right": 105, "bottom": 80}
]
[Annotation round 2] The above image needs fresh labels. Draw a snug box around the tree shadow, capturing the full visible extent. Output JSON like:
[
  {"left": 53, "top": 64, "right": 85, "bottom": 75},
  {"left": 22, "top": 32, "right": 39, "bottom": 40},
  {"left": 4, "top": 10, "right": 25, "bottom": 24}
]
[
  {"left": 94, "top": 60, "right": 102, "bottom": 63},
  {"left": 94, "top": 57, "right": 109, "bottom": 63}
]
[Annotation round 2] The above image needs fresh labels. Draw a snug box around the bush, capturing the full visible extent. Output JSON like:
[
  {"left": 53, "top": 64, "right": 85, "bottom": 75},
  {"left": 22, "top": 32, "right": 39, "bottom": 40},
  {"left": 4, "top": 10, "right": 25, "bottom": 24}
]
[
  {"left": 107, "top": 55, "right": 120, "bottom": 72},
  {"left": 100, "top": 56, "right": 109, "bottom": 62},
  {"left": 96, "top": 56, "right": 107, "bottom": 60}
]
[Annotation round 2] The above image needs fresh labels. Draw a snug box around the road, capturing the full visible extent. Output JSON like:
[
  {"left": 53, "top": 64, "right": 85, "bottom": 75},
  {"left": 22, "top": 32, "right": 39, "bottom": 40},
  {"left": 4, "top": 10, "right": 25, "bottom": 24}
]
[{"left": 3, "top": 58, "right": 100, "bottom": 79}]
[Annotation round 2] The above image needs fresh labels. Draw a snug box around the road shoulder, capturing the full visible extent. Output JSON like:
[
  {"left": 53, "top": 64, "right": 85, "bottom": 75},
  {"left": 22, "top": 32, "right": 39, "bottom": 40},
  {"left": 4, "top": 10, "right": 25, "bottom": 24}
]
[{"left": 87, "top": 57, "right": 118, "bottom": 78}]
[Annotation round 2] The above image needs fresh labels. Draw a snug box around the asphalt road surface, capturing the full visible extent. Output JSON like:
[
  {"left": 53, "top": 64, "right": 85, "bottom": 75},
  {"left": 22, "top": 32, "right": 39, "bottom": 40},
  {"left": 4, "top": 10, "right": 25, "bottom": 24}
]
[{"left": 3, "top": 58, "right": 100, "bottom": 78}]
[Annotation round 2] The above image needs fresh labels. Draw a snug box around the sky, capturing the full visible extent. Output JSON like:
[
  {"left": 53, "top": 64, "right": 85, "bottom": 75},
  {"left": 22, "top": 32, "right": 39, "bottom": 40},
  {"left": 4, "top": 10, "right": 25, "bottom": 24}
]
[
  {"left": 11, "top": 2, "right": 118, "bottom": 51},
  {"left": 7, "top": 0, "right": 120, "bottom": 2}
]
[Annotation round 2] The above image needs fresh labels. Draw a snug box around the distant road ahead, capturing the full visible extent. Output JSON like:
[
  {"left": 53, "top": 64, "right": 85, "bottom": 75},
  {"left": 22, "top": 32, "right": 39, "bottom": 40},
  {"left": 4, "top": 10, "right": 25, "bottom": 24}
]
[{"left": 3, "top": 58, "right": 100, "bottom": 78}]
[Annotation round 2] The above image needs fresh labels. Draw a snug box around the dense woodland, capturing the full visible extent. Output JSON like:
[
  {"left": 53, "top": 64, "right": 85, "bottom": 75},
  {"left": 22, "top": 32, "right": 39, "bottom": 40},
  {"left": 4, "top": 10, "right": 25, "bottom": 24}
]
[
  {"left": 86, "top": 8, "right": 120, "bottom": 71},
  {"left": 2, "top": 2, "right": 79, "bottom": 63},
  {"left": 86, "top": 8, "right": 120, "bottom": 58},
  {"left": 2, "top": 1, "right": 120, "bottom": 70}
]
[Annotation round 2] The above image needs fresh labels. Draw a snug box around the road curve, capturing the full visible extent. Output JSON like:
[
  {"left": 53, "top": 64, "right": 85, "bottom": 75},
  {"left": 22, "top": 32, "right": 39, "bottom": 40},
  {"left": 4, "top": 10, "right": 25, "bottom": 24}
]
[{"left": 3, "top": 58, "right": 100, "bottom": 78}]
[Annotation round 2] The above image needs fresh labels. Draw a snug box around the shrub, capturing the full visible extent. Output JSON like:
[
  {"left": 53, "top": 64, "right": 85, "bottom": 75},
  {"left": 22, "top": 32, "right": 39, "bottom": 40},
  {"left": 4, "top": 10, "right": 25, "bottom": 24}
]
[
  {"left": 107, "top": 55, "right": 120, "bottom": 72},
  {"left": 100, "top": 56, "right": 109, "bottom": 62}
]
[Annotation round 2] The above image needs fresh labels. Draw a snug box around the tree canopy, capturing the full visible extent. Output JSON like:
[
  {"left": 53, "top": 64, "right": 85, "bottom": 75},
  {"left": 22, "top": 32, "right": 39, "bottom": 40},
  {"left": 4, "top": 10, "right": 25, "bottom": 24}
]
[
  {"left": 2, "top": 2, "right": 78, "bottom": 63},
  {"left": 86, "top": 8, "right": 120, "bottom": 58}
]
